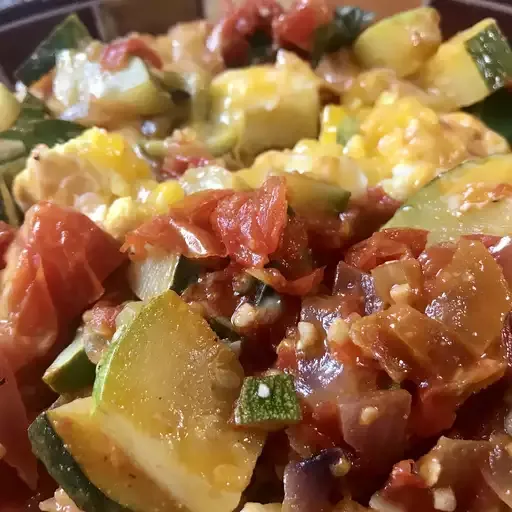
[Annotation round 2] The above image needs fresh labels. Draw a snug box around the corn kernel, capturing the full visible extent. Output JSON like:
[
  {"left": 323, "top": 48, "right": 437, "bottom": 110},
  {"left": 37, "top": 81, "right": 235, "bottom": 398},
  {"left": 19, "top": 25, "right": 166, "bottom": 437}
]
[
  {"left": 376, "top": 91, "right": 399, "bottom": 106},
  {"left": 62, "top": 128, "right": 152, "bottom": 185},
  {"left": 343, "top": 134, "right": 366, "bottom": 159},
  {"left": 147, "top": 180, "right": 185, "bottom": 214},
  {"left": 320, "top": 105, "right": 348, "bottom": 145},
  {"left": 103, "top": 197, "right": 150, "bottom": 240}
]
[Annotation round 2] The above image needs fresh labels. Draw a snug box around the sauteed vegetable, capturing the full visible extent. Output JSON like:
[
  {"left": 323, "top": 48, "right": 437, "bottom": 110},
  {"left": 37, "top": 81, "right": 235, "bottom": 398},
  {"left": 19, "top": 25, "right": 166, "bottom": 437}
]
[{"left": 2, "top": 2, "right": 512, "bottom": 511}]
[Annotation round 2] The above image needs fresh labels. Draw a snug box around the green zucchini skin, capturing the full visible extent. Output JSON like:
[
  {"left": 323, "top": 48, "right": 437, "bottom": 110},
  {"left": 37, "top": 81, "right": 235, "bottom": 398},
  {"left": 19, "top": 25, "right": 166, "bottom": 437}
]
[
  {"left": 129, "top": 253, "right": 201, "bottom": 302},
  {"left": 383, "top": 154, "right": 512, "bottom": 244},
  {"left": 15, "top": 14, "right": 91, "bottom": 85},
  {"left": 43, "top": 337, "right": 96, "bottom": 395},
  {"left": 28, "top": 413, "right": 129, "bottom": 512}
]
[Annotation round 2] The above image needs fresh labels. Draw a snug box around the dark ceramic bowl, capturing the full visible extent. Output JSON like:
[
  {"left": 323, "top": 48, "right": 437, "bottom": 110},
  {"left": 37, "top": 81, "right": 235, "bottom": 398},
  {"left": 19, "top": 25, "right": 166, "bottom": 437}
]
[
  {"left": 0, "top": 0, "right": 203, "bottom": 86},
  {"left": 1, "top": 0, "right": 511, "bottom": 85}
]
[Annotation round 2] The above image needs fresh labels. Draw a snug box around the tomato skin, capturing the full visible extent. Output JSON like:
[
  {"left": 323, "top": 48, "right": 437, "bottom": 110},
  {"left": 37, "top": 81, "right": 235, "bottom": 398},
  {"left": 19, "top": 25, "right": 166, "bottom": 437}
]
[
  {"left": 376, "top": 460, "right": 433, "bottom": 512},
  {"left": 340, "top": 187, "right": 401, "bottom": 246},
  {"left": 159, "top": 133, "right": 216, "bottom": 180},
  {"left": 161, "top": 155, "right": 213, "bottom": 179},
  {"left": 123, "top": 190, "right": 232, "bottom": 260},
  {"left": 125, "top": 177, "right": 288, "bottom": 268},
  {"left": 247, "top": 267, "right": 324, "bottom": 296},
  {"left": 211, "top": 176, "right": 288, "bottom": 267},
  {"left": 0, "top": 202, "right": 126, "bottom": 373},
  {"left": 271, "top": 215, "right": 313, "bottom": 280},
  {"left": 273, "top": 0, "right": 331, "bottom": 52},
  {"left": 0, "top": 352, "right": 37, "bottom": 490},
  {"left": 100, "top": 37, "right": 163, "bottom": 71},
  {"left": 344, "top": 228, "right": 428, "bottom": 272},
  {"left": 209, "top": 0, "right": 284, "bottom": 67}
]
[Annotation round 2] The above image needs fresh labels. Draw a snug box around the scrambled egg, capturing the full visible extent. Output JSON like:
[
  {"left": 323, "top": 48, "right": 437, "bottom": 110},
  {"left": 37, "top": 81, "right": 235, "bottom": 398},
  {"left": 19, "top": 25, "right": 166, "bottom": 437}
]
[
  {"left": 236, "top": 67, "right": 509, "bottom": 202},
  {"left": 13, "top": 128, "right": 184, "bottom": 239}
]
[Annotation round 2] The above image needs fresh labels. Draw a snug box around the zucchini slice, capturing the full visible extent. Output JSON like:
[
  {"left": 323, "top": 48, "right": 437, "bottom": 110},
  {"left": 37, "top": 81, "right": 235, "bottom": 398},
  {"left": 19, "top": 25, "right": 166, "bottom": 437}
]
[
  {"left": 418, "top": 19, "right": 512, "bottom": 107},
  {"left": 271, "top": 171, "right": 350, "bottom": 215},
  {"left": 15, "top": 14, "right": 91, "bottom": 85},
  {"left": 128, "top": 253, "right": 200, "bottom": 301},
  {"left": 234, "top": 374, "right": 302, "bottom": 430},
  {"left": 29, "top": 398, "right": 177, "bottom": 512},
  {"left": 354, "top": 7, "right": 442, "bottom": 77},
  {"left": 384, "top": 154, "right": 512, "bottom": 244},
  {"left": 43, "top": 334, "right": 96, "bottom": 395},
  {"left": 0, "top": 85, "right": 21, "bottom": 132},
  {"left": 54, "top": 51, "right": 172, "bottom": 118},
  {"left": 93, "top": 291, "right": 265, "bottom": 512}
]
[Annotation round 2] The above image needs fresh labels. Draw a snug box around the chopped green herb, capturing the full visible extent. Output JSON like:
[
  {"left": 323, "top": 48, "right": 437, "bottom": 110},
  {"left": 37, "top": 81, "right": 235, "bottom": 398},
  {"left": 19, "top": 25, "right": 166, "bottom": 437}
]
[
  {"left": 311, "top": 6, "right": 374, "bottom": 68},
  {"left": 234, "top": 373, "right": 302, "bottom": 430}
]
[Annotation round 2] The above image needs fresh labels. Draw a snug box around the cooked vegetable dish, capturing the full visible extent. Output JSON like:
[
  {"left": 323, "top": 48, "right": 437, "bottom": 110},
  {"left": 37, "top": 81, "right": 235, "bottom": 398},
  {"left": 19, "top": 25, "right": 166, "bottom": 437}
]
[{"left": 2, "top": 1, "right": 512, "bottom": 511}]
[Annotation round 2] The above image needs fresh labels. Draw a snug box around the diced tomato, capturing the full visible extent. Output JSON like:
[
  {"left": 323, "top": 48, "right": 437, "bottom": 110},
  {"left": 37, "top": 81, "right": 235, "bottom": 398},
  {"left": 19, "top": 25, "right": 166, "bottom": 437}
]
[
  {"left": 271, "top": 215, "right": 313, "bottom": 280},
  {"left": 0, "top": 202, "right": 126, "bottom": 373},
  {"left": 0, "top": 352, "right": 37, "bottom": 489},
  {"left": 209, "top": 0, "right": 283, "bottom": 67},
  {"left": 160, "top": 134, "right": 215, "bottom": 179},
  {"left": 248, "top": 267, "right": 324, "bottom": 296},
  {"left": 124, "top": 177, "right": 288, "bottom": 268},
  {"left": 162, "top": 155, "right": 213, "bottom": 179},
  {"left": 123, "top": 189, "right": 232, "bottom": 260},
  {"left": 287, "top": 402, "right": 343, "bottom": 457},
  {"left": 182, "top": 265, "right": 244, "bottom": 320},
  {"left": 412, "top": 358, "right": 507, "bottom": 438},
  {"left": 0, "top": 221, "right": 16, "bottom": 270},
  {"left": 273, "top": 0, "right": 332, "bottom": 52},
  {"left": 344, "top": 228, "right": 428, "bottom": 272},
  {"left": 457, "top": 235, "right": 512, "bottom": 293},
  {"left": 339, "top": 187, "right": 401, "bottom": 247},
  {"left": 82, "top": 266, "right": 135, "bottom": 339},
  {"left": 375, "top": 460, "right": 433, "bottom": 512},
  {"left": 330, "top": 339, "right": 373, "bottom": 368},
  {"left": 100, "top": 37, "right": 163, "bottom": 71},
  {"left": 212, "top": 176, "right": 288, "bottom": 267},
  {"left": 0, "top": 460, "right": 57, "bottom": 512},
  {"left": 84, "top": 302, "right": 123, "bottom": 339}
]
